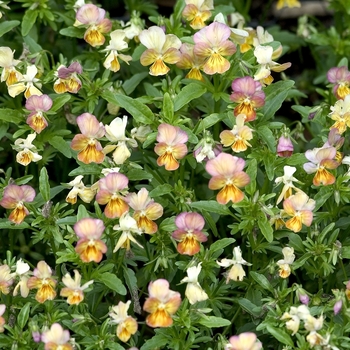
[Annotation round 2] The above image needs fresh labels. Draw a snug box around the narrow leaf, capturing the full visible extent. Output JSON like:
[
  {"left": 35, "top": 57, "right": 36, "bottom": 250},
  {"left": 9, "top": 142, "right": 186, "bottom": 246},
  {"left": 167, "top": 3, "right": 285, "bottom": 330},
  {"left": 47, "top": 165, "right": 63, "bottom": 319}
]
[
  {"left": 250, "top": 271, "right": 274, "bottom": 293},
  {"left": 198, "top": 316, "right": 231, "bottom": 328},
  {"left": 48, "top": 136, "right": 72, "bottom": 158},
  {"left": 174, "top": 83, "right": 207, "bottom": 111},
  {"left": 266, "top": 325, "right": 294, "bottom": 347},
  {"left": 162, "top": 92, "right": 174, "bottom": 123},
  {"left": 39, "top": 167, "right": 50, "bottom": 202},
  {"left": 0, "top": 20, "right": 20, "bottom": 37},
  {"left": 190, "top": 200, "right": 234, "bottom": 216},
  {"left": 21, "top": 10, "right": 38, "bottom": 36},
  {"left": 209, "top": 238, "right": 235, "bottom": 253},
  {"left": 98, "top": 272, "right": 127, "bottom": 295},
  {"left": 257, "top": 216, "right": 273, "bottom": 243},
  {"left": 0, "top": 109, "right": 23, "bottom": 124},
  {"left": 17, "top": 302, "right": 31, "bottom": 329}
]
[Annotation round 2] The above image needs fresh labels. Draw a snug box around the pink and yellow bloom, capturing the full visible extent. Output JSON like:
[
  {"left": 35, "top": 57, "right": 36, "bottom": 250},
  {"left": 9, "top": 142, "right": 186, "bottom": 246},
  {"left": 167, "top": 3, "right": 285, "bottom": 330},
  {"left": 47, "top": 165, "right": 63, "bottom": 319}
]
[
  {"left": 282, "top": 192, "right": 315, "bottom": 233},
  {"left": 143, "top": 279, "right": 181, "bottom": 328},
  {"left": 0, "top": 184, "right": 35, "bottom": 224},
  {"left": 193, "top": 22, "right": 236, "bottom": 75},
  {"left": 327, "top": 65, "right": 350, "bottom": 100},
  {"left": 75, "top": 4, "right": 112, "bottom": 47},
  {"left": 25, "top": 94, "right": 52, "bottom": 134},
  {"left": 0, "top": 46, "right": 22, "bottom": 86},
  {"left": 53, "top": 62, "right": 83, "bottom": 94},
  {"left": 277, "top": 134, "right": 294, "bottom": 157},
  {"left": 206, "top": 153, "right": 250, "bottom": 204},
  {"left": 41, "top": 323, "right": 73, "bottom": 350},
  {"left": 126, "top": 188, "right": 163, "bottom": 234},
  {"left": 74, "top": 218, "right": 107, "bottom": 263},
  {"left": 0, "top": 305, "right": 5, "bottom": 333},
  {"left": 182, "top": 0, "right": 214, "bottom": 30},
  {"left": 154, "top": 123, "right": 188, "bottom": 171},
  {"left": 0, "top": 265, "right": 13, "bottom": 295},
  {"left": 71, "top": 113, "right": 105, "bottom": 164},
  {"left": 229, "top": 76, "right": 265, "bottom": 121},
  {"left": 96, "top": 172, "right": 129, "bottom": 218},
  {"left": 225, "top": 332, "right": 262, "bottom": 350},
  {"left": 328, "top": 94, "right": 350, "bottom": 134},
  {"left": 27, "top": 261, "right": 57, "bottom": 303},
  {"left": 139, "top": 26, "right": 182, "bottom": 76}
]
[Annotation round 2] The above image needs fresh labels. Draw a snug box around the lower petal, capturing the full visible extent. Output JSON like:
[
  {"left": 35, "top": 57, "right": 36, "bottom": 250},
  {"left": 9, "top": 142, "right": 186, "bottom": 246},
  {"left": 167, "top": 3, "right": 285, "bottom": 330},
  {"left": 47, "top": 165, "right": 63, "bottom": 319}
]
[
  {"left": 149, "top": 59, "right": 170, "bottom": 76},
  {"left": 216, "top": 184, "right": 244, "bottom": 204},
  {"left": 78, "top": 144, "right": 105, "bottom": 164},
  {"left": 105, "top": 197, "right": 129, "bottom": 218},
  {"left": 177, "top": 236, "right": 200, "bottom": 255},
  {"left": 313, "top": 169, "right": 335, "bottom": 186},
  {"left": 146, "top": 309, "right": 173, "bottom": 328},
  {"left": 84, "top": 29, "right": 105, "bottom": 47},
  {"left": 203, "top": 54, "right": 230, "bottom": 75},
  {"left": 157, "top": 152, "right": 179, "bottom": 171},
  {"left": 9, "top": 206, "right": 28, "bottom": 224},
  {"left": 285, "top": 216, "right": 302, "bottom": 233}
]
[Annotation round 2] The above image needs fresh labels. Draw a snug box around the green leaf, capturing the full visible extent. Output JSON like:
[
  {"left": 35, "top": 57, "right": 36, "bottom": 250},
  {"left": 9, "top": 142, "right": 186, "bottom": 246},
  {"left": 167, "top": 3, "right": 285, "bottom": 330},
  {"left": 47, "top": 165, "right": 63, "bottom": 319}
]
[
  {"left": 174, "top": 83, "right": 207, "bottom": 111},
  {"left": 162, "top": 92, "right": 174, "bottom": 123},
  {"left": 209, "top": 238, "right": 235, "bottom": 253},
  {"left": 250, "top": 271, "right": 274, "bottom": 293},
  {"left": 59, "top": 26, "right": 85, "bottom": 38},
  {"left": 50, "top": 94, "right": 71, "bottom": 112},
  {"left": 288, "top": 232, "right": 304, "bottom": 252},
  {"left": 238, "top": 298, "right": 261, "bottom": 317},
  {"left": 48, "top": 136, "right": 72, "bottom": 158},
  {"left": 23, "top": 35, "right": 42, "bottom": 52},
  {"left": 0, "top": 109, "right": 23, "bottom": 124},
  {"left": 33, "top": 185, "right": 65, "bottom": 207},
  {"left": 39, "top": 167, "right": 50, "bottom": 202},
  {"left": 149, "top": 184, "right": 173, "bottom": 197},
  {"left": 98, "top": 272, "right": 127, "bottom": 295},
  {"left": 314, "top": 187, "right": 333, "bottom": 211},
  {"left": 127, "top": 169, "right": 153, "bottom": 181},
  {"left": 0, "top": 219, "right": 30, "bottom": 230},
  {"left": 21, "top": 10, "right": 38, "bottom": 36},
  {"left": 198, "top": 316, "right": 231, "bottom": 328},
  {"left": 102, "top": 90, "right": 154, "bottom": 124},
  {"left": 201, "top": 210, "right": 219, "bottom": 237},
  {"left": 68, "top": 164, "right": 102, "bottom": 176},
  {"left": 197, "top": 113, "right": 226, "bottom": 133},
  {"left": 140, "top": 332, "right": 168, "bottom": 350},
  {"left": 159, "top": 217, "right": 176, "bottom": 231},
  {"left": 257, "top": 125, "right": 276, "bottom": 152},
  {"left": 17, "top": 302, "right": 31, "bottom": 329},
  {"left": 0, "top": 20, "right": 20, "bottom": 37},
  {"left": 15, "top": 175, "right": 34, "bottom": 185},
  {"left": 266, "top": 325, "right": 294, "bottom": 347},
  {"left": 257, "top": 215, "right": 273, "bottom": 242},
  {"left": 77, "top": 204, "right": 89, "bottom": 221},
  {"left": 245, "top": 158, "right": 257, "bottom": 195},
  {"left": 123, "top": 72, "right": 149, "bottom": 95},
  {"left": 190, "top": 200, "right": 234, "bottom": 216}
]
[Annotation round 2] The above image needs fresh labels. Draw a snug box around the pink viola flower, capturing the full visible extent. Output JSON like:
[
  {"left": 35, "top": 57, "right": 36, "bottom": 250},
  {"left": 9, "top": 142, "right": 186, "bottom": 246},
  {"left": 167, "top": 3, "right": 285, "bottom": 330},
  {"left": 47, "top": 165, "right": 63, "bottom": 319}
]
[
  {"left": 327, "top": 66, "right": 350, "bottom": 100},
  {"left": 193, "top": 22, "right": 236, "bottom": 75},
  {"left": 171, "top": 212, "right": 207, "bottom": 256},
  {"left": 182, "top": 0, "right": 214, "bottom": 30},
  {"left": 324, "top": 128, "right": 344, "bottom": 162},
  {"left": 0, "top": 264, "right": 14, "bottom": 295},
  {"left": 0, "top": 304, "right": 5, "bottom": 333},
  {"left": 139, "top": 26, "right": 182, "bottom": 76},
  {"left": 74, "top": 218, "right": 107, "bottom": 263},
  {"left": 283, "top": 192, "right": 315, "bottom": 233},
  {"left": 54, "top": 62, "right": 83, "bottom": 94},
  {"left": 76, "top": 4, "right": 112, "bottom": 47},
  {"left": 143, "top": 279, "right": 181, "bottom": 328},
  {"left": 303, "top": 147, "right": 340, "bottom": 186},
  {"left": 206, "top": 153, "right": 250, "bottom": 204},
  {"left": 96, "top": 172, "right": 129, "bottom": 218},
  {"left": 27, "top": 261, "right": 57, "bottom": 303},
  {"left": 277, "top": 134, "right": 293, "bottom": 157},
  {"left": 126, "top": 188, "right": 163, "bottom": 234},
  {"left": 41, "top": 323, "right": 73, "bottom": 350},
  {"left": 25, "top": 94, "right": 52, "bottom": 134},
  {"left": 71, "top": 113, "right": 105, "bottom": 164},
  {"left": 154, "top": 123, "right": 188, "bottom": 171},
  {"left": 225, "top": 332, "right": 262, "bottom": 350},
  {"left": 230, "top": 76, "right": 265, "bottom": 122},
  {"left": 0, "top": 184, "right": 35, "bottom": 224}
]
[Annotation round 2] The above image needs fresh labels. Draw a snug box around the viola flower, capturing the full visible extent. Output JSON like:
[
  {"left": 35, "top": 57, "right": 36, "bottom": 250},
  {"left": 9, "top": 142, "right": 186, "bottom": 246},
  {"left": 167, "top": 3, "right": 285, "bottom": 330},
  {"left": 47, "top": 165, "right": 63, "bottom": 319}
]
[
  {"left": 112, "top": 212, "right": 143, "bottom": 252},
  {"left": 139, "top": 26, "right": 182, "bottom": 76},
  {"left": 74, "top": 218, "right": 107, "bottom": 263},
  {"left": 60, "top": 270, "right": 93, "bottom": 305},
  {"left": 13, "top": 133, "right": 42, "bottom": 166},
  {"left": 0, "top": 264, "right": 13, "bottom": 295},
  {"left": 324, "top": 128, "right": 344, "bottom": 163},
  {"left": 8, "top": 65, "right": 42, "bottom": 98},
  {"left": 277, "top": 247, "right": 295, "bottom": 278},
  {"left": 65, "top": 175, "right": 96, "bottom": 204},
  {"left": 76, "top": 4, "right": 112, "bottom": 47},
  {"left": 53, "top": 62, "right": 83, "bottom": 94},
  {"left": 303, "top": 146, "right": 340, "bottom": 186},
  {"left": 143, "top": 279, "right": 181, "bottom": 328},
  {"left": 71, "top": 113, "right": 105, "bottom": 164},
  {"left": 194, "top": 132, "right": 222, "bottom": 162},
  {"left": 282, "top": 192, "right": 315, "bottom": 233},
  {"left": 102, "top": 30, "right": 132, "bottom": 72},
  {"left": 193, "top": 22, "right": 236, "bottom": 75},
  {"left": 281, "top": 305, "right": 310, "bottom": 335},
  {"left": 305, "top": 315, "right": 325, "bottom": 347},
  {"left": 327, "top": 66, "right": 350, "bottom": 100},
  {"left": 225, "top": 332, "right": 262, "bottom": 350},
  {"left": 277, "top": 134, "right": 294, "bottom": 157},
  {"left": 206, "top": 153, "right": 250, "bottom": 204},
  {"left": 0, "top": 305, "right": 5, "bottom": 333},
  {"left": 0, "top": 46, "right": 22, "bottom": 86},
  {"left": 180, "top": 263, "right": 208, "bottom": 305},
  {"left": 0, "top": 184, "right": 35, "bottom": 224},
  {"left": 220, "top": 114, "right": 253, "bottom": 153},
  {"left": 171, "top": 212, "right": 207, "bottom": 256},
  {"left": 229, "top": 76, "right": 265, "bottom": 121},
  {"left": 126, "top": 188, "right": 163, "bottom": 234},
  {"left": 122, "top": 11, "right": 144, "bottom": 41},
  {"left": 217, "top": 246, "right": 251, "bottom": 283},
  {"left": 328, "top": 94, "right": 350, "bottom": 134},
  {"left": 27, "top": 261, "right": 57, "bottom": 303},
  {"left": 25, "top": 94, "right": 52, "bottom": 134},
  {"left": 96, "top": 172, "right": 129, "bottom": 218},
  {"left": 182, "top": 0, "right": 214, "bottom": 30},
  {"left": 13, "top": 259, "right": 31, "bottom": 297},
  {"left": 276, "top": 0, "right": 301, "bottom": 10},
  {"left": 41, "top": 323, "right": 73, "bottom": 350},
  {"left": 154, "top": 123, "right": 188, "bottom": 171},
  {"left": 109, "top": 300, "right": 138, "bottom": 342}
]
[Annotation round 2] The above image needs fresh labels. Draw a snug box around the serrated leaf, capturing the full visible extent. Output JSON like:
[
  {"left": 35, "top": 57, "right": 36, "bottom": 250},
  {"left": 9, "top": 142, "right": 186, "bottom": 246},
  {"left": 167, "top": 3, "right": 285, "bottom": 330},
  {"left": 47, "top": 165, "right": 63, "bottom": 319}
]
[
  {"left": 190, "top": 200, "right": 234, "bottom": 216},
  {"left": 174, "top": 83, "right": 207, "bottom": 111},
  {"left": 21, "top": 10, "right": 38, "bottom": 36},
  {"left": 48, "top": 136, "right": 72, "bottom": 158},
  {"left": 250, "top": 271, "right": 274, "bottom": 293},
  {"left": 257, "top": 216, "right": 273, "bottom": 242},
  {"left": 98, "top": 272, "right": 127, "bottom": 295},
  {"left": 0, "top": 20, "right": 20, "bottom": 37},
  {"left": 39, "top": 167, "right": 50, "bottom": 202},
  {"left": 266, "top": 325, "right": 294, "bottom": 346},
  {"left": 198, "top": 316, "right": 231, "bottom": 328},
  {"left": 149, "top": 184, "right": 173, "bottom": 197},
  {"left": 209, "top": 238, "right": 235, "bottom": 253}
]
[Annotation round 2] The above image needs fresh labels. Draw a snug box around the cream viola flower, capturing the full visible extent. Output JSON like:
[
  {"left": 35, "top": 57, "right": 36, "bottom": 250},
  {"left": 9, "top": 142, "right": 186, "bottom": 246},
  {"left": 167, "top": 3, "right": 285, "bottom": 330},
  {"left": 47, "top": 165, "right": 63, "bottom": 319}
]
[
  {"left": 0, "top": 46, "right": 22, "bottom": 86},
  {"left": 122, "top": 11, "right": 144, "bottom": 40},
  {"left": 281, "top": 305, "right": 310, "bottom": 335},
  {"left": 225, "top": 332, "right": 262, "bottom": 350},
  {"left": 41, "top": 323, "right": 73, "bottom": 350},
  {"left": 0, "top": 264, "right": 14, "bottom": 295},
  {"left": 327, "top": 66, "right": 350, "bottom": 100},
  {"left": 328, "top": 94, "right": 350, "bottom": 134},
  {"left": 13, "top": 133, "right": 42, "bottom": 166},
  {"left": 13, "top": 259, "right": 31, "bottom": 297},
  {"left": 217, "top": 246, "right": 251, "bottom": 283},
  {"left": 275, "top": 165, "right": 303, "bottom": 204},
  {"left": 180, "top": 263, "right": 208, "bottom": 304},
  {"left": 276, "top": 247, "right": 295, "bottom": 278},
  {"left": 65, "top": 175, "right": 96, "bottom": 204},
  {"left": 0, "top": 304, "right": 5, "bottom": 333},
  {"left": 8, "top": 65, "right": 42, "bottom": 98},
  {"left": 139, "top": 26, "right": 182, "bottom": 76},
  {"left": 182, "top": 0, "right": 214, "bottom": 30}
]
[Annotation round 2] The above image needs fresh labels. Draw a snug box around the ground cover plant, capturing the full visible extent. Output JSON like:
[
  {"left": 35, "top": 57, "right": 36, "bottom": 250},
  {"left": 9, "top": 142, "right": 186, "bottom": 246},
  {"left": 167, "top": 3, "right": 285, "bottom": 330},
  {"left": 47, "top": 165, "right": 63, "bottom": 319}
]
[{"left": 1, "top": 0, "right": 350, "bottom": 349}]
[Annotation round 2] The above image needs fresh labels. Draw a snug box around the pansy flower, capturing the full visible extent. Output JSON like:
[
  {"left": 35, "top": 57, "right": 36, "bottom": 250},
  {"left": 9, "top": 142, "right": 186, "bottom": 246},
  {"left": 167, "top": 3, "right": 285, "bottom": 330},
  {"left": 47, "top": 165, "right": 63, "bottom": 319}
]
[
  {"left": 8, "top": 65, "right": 42, "bottom": 98},
  {"left": 25, "top": 94, "right": 52, "bottom": 134},
  {"left": 0, "top": 46, "right": 22, "bottom": 86},
  {"left": 13, "top": 259, "right": 31, "bottom": 297},
  {"left": 281, "top": 305, "right": 310, "bottom": 335},
  {"left": 41, "top": 323, "right": 73, "bottom": 350},
  {"left": 0, "top": 184, "right": 35, "bottom": 224},
  {"left": 182, "top": 0, "right": 214, "bottom": 30},
  {"left": 327, "top": 65, "right": 350, "bottom": 100},
  {"left": 225, "top": 332, "right": 262, "bottom": 350},
  {"left": 277, "top": 134, "right": 294, "bottom": 157},
  {"left": 277, "top": 247, "right": 295, "bottom": 278},
  {"left": 139, "top": 26, "right": 182, "bottom": 76},
  {"left": 13, "top": 133, "right": 42, "bottom": 166},
  {"left": 193, "top": 132, "right": 222, "bottom": 162},
  {"left": 276, "top": 0, "right": 301, "bottom": 9},
  {"left": 54, "top": 62, "right": 83, "bottom": 94},
  {"left": 0, "top": 305, "right": 5, "bottom": 333},
  {"left": 328, "top": 94, "right": 350, "bottom": 134},
  {"left": 65, "top": 175, "right": 96, "bottom": 204},
  {"left": 0, "top": 265, "right": 13, "bottom": 295},
  {"left": 143, "top": 279, "right": 181, "bottom": 328}
]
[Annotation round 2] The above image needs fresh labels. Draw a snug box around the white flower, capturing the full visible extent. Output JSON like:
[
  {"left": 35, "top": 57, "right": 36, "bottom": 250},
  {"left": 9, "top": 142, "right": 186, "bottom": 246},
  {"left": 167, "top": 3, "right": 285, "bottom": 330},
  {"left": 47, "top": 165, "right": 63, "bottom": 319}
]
[
  {"left": 276, "top": 247, "right": 295, "bottom": 278},
  {"left": 281, "top": 305, "right": 310, "bottom": 335},
  {"left": 8, "top": 65, "right": 42, "bottom": 98},
  {"left": 13, "top": 133, "right": 42, "bottom": 166},
  {"left": 13, "top": 259, "right": 31, "bottom": 298},
  {"left": 0, "top": 46, "right": 22, "bottom": 85},
  {"left": 101, "top": 167, "right": 120, "bottom": 176},
  {"left": 275, "top": 166, "right": 303, "bottom": 204},
  {"left": 65, "top": 175, "right": 95, "bottom": 204}
]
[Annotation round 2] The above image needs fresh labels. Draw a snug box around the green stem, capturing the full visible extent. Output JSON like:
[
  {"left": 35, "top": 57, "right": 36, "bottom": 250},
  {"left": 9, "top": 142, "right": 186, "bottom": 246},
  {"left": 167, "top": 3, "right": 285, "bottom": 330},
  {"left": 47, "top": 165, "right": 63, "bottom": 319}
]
[
  {"left": 222, "top": 307, "right": 241, "bottom": 336},
  {"left": 340, "top": 259, "right": 348, "bottom": 281}
]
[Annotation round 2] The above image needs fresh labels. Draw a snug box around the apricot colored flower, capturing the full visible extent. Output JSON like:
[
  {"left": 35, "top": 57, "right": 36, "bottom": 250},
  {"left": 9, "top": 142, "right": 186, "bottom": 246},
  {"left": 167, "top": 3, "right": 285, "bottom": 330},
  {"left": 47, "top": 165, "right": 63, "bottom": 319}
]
[
  {"left": 13, "top": 259, "right": 31, "bottom": 297},
  {"left": 71, "top": 113, "right": 105, "bottom": 164},
  {"left": 154, "top": 123, "right": 188, "bottom": 171},
  {"left": 65, "top": 175, "right": 96, "bottom": 204},
  {"left": 53, "top": 62, "right": 83, "bottom": 94},
  {"left": 225, "top": 332, "right": 262, "bottom": 350},
  {"left": 277, "top": 247, "right": 295, "bottom": 278},
  {"left": 60, "top": 270, "right": 93, "bottom": 305},
  {"left": 8, "top": 65, "right": 42, "bottom": 98},
  {"left": 220, "top": 114, "right": 253, "bottom": 153},
  {"left": 275, "top": 165, "right": 303, "bottom": 204},
  {"left": 0, "top": 46, "right": 22, "bottom": 86},
  {"left": 25, "top": 94, "right": 52, "bottom": 133},
  {"left": 0, "top": 305, "right": 5, "bottom": 333},
  {"left": 327, "top": 66, "right": 350, "bottom": 100},
  {"left": 283, "top": 192, "right": 315, "bottom": 233},
  {"left": 0, "top": 184, "right": 35, "bottom": 224},
  {"left": 74, "top": 218, "right": 107, "bottom": 263},
  {"left": 0, "top": 265, "right": 13, "bottom": 295},
  {"left": 13, "top": 133, "right": 42, "bottom": 166},
  {"left": 276, "top": 0, "right": 301, "bottom": 10},
  {"left": 109, "top": 301, "right": 138, "bottom": 342},
  {"left": 303, "top": 147, "right": 339, "bottom": 186},
  {"left": 182, "top": 0, "right": 214, "bottom": 30},
  {"left": 139, "top": 26, "right": 182, "bottom": 76},
  {"left": 328, "top": 94, "right": 350, "bottom": 134},
  {"left": 41, "top": 323, "right": 73, "bottom": 350},
  {"left": 126, "top": 188, "right": 163, "bottom": 234},
  {"left": 206, "top": 153, "right": 250, "bottom": 204},
  {"left": 27, "top": 261, "right": 57, "bottom": 303},
  {"left": 230, "top": 76, "right": 265, "bottom": 121},
  {"left": 172, "top": 212, "right": 207, "bottom": 255},
  {"left": 76, "top": 4, "right": 112, "bottom": 47},
  {"left": 143, "top": 279, "right": 181, "bottom": 328},
  {"left": 96, "top": 172, "right": 129, "bottom": 218}
]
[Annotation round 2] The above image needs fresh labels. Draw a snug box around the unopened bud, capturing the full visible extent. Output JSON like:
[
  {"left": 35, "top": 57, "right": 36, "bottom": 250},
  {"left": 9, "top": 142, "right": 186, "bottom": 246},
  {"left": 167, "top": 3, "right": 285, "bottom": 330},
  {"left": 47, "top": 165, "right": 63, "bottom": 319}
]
[
  {"left": 299, "top": 294, "right": 310, "bottom": 305},
  {"left": 334, "top": 300, "right": 342, "bottom": 315}
]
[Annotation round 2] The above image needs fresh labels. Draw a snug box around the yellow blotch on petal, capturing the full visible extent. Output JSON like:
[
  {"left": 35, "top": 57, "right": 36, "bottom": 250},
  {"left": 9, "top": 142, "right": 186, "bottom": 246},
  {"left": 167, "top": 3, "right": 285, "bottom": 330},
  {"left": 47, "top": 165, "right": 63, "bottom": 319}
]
[
  {"left": 76, "top": 241, "right": 103, "bottom": 263},
  {"left": 66, "top": 79, "right": 81, "bottom": 93},
  {"left": 216, "top": 184, "right": 244, "bottom": 205},
  {"left": 85, "top": 28, "right": 106, "bottom": 47},
  {"left": 150, "top": 59, "right": 170, "bottom": 76},
  {"left": 234, "top": 102, "right": 256, "bottom": 121},
  {"left": 109, "top": 58, "right": 121, "bottom": 72},
  {"left": 285, "top": 215, "right": 303, "bottom": 233},
  {"left": 7, "top": 70, "right": 20, "bottom": 86},
  {"left": 9, "top": 205, "right": 27, "bottom": 224},
  {"left": 204, "top": 53, "right": 230, "bottom": 75},
  {"left": 105, "top": 197, "right": 128, "bottom": 218},
  {"left": 146, "top": 308, "right": 173, "bottom": 328},
  {"left": 36, "top": 282, "right": 56, "bottom": 303},
  {"left": 117, "top": 318, "right": 138, "bottom": 343},
  {"left": 157, "top": 152, "right": 179, "bottom": 171},
  {"left": 16, "top": 151, "right": 33, "bottom": 166},
  {"left": 54, "top": 80, "right": 68, "bottom": 94},
  {"left": 279, "top": 264, "right": 291, "bottom": 278},
  {"left": 337, "top": 85, "right": 350, "bottom": 100},
  {"left": 135, "top": 215, "right": 158, "bottom": 234},
  {"left": 313, "top": 168, "right": 335, "bottom": 186},
  {"left": 60, "top": 288, "right": 84, "bottom": 305},
  {"left": 186, "top": 68, "right": 204, "bottom": 81},
  {"left": 231, "top": 138, "right": 250, "bottom": 153},
  {"left": 78, "top": 144, "right": 105, "bottom": 164},
  {"left": 177, "top": 235, "right": 200, "bottom": 256}
]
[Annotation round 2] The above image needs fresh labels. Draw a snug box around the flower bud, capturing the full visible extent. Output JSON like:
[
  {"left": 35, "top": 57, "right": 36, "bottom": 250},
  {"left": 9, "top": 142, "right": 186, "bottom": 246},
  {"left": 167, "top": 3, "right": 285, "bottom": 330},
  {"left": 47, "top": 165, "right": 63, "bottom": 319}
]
[
  {"left": 299, "top": 294, "right": 310, "bottom": 305},
  {"left": 334, "top": 300, "right": 342, "bottom": 315},
  {"left": 277, "top": 135, "right": 293, "bottom": 157}
]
